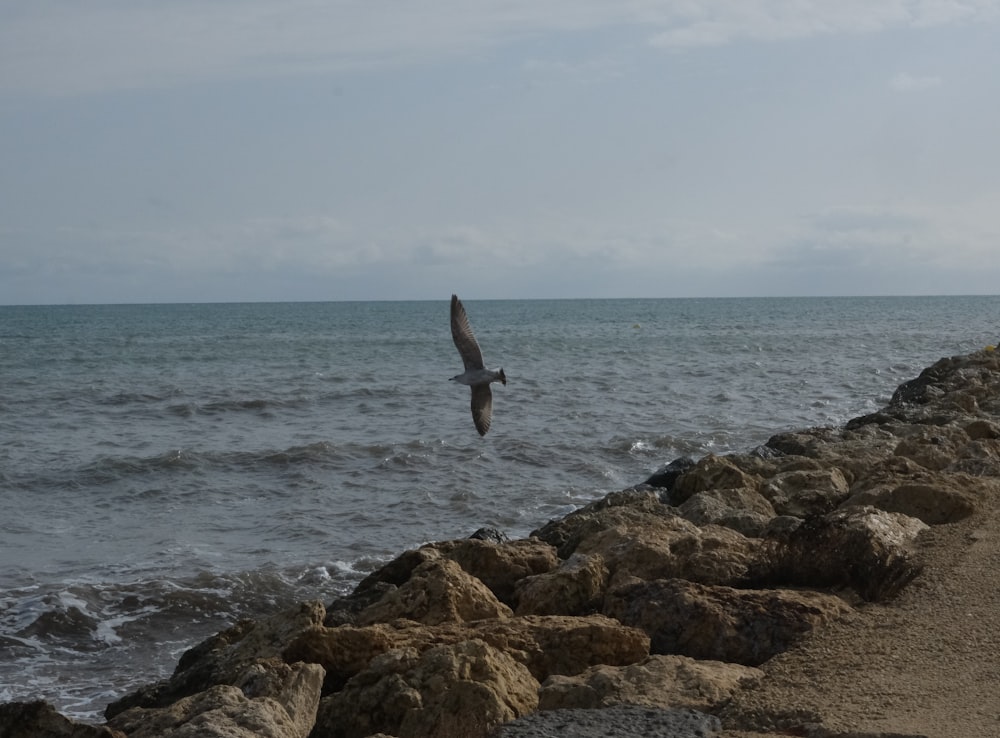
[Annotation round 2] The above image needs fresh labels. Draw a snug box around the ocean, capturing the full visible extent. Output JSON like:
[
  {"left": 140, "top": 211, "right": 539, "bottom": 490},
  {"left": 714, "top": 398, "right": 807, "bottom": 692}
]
[{"left": 1, "top": 295, "right": 998, "bottom": 721}]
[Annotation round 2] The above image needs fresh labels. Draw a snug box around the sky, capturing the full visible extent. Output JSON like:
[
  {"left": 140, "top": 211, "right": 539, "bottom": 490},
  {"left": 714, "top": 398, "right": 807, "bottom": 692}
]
[{"left": 2, "top": 1, "right": 1000, "bottom": 304}]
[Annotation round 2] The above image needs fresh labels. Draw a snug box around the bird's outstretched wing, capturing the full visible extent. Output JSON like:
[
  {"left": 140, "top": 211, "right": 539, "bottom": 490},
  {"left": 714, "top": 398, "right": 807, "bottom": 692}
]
[
  {"left": 451, "top": 294, "right": 485, "bottom": 371},
  {"left": 470, "top": 385, "right": 493, "bottom": 436}
]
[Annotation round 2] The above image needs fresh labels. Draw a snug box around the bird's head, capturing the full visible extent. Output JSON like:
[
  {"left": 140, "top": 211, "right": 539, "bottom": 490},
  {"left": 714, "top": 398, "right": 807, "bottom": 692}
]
[{"left": 498, "top": 368, "right": 507, "bottom": 386}]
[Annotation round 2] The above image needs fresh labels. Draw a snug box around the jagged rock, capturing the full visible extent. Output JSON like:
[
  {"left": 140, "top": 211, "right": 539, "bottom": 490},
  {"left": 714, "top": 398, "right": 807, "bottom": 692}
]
[
  {"left": 107, "top": 660, "right": 324, "bottom": 738},
  {"left": 283, "top": 615, "right": 649, "bottom": 687},
  {"left": 335, "top": 539, "right": 558, "bottom": 618},
  {"left": 670, "top": 454, "right": 761, "bottom": 505},
  {"left": 531, "top": 487, "right": 673, "bottom": 558},
  {"left": 0, "top": 701, "right": 124, "bottom": 738},
  {"left": 604, "top": 578, "right": 851, "bottom": 666},
  {"left": 643, "top": 456, "right": 696, "bottom": 492},
  {"left": 759, "top": 468, "right": 850, "bottom": 518},
  {"left": 514, "top": 553, "right": 608, "bottom": 616},
  {"left": 676, "top": 486, "right": 776, "bottom": 537},
  {"left": 765, "top": 506, "right": 928, "bottom": 601},
  {"left": 574, "top": 515, "right": 763, "bottom": 589},
  {"left": 537, "top": 654, "right": 763, "bottom": 712},
  {"left": 356, "top": 558, "right": 513, "bottom": 626},
  {"left": 314, "top": 639, "right": 538, "bottom": 738},
  {"left": 426, "top": 538, "right": 560, "bottom": 605},
  {"left": 106, "top": 601, "right": 326, "bottom": 719}
]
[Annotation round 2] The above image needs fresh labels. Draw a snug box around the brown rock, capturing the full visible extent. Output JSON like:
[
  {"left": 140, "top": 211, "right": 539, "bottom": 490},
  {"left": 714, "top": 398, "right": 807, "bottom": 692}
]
[
  {"left": 0, "top": 701, "right": 124, "bottom": 738},
  {"left": 844, "top": 476, "right": 979, "bottom": 524},
  {"left": 428, "top": 538, "right": 560, "bottom": 605},
  {"left": 356, "top": 558, "right": 513, "bottom": 626},
  {"left": 671, "top": 454, "right": 761, "bottom": 504},
  {"left": 759, "top": 468, "right": 850, "bottom": 518},
  {"left": 574, "top": 515, "right": 762, "bottom": 588},
  {"left": 677, "top": 486, "right": 777, "bottom": 537},
  {"left": 604, "top": 578, "right": 851, "bottom": 666},
  {"left": 514, "top": 553, "right": 608, "bottom": 616},
  {"left": 766, "top": 506, "right": 928, "bottom": 601},
  {"left": 284, "top": 614, "right": 649, "bottom": 686},
  {"left": 537, "top": 654, "right": 763, "bottom": 712},
  {"left": 314, "top": 639, "right": 538, "bottom": 738},
  {"left": 108, "top": 660, "right": 324, "bottom": 738},
  {"left": 530, "top": 487, "right": 674, "bottom": 558}
]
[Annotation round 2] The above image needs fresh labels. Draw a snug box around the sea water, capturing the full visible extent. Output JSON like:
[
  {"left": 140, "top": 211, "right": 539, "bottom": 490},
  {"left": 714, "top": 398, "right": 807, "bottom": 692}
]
[{"left": 1, "top": 295, "right": 997, "bottom": 720}]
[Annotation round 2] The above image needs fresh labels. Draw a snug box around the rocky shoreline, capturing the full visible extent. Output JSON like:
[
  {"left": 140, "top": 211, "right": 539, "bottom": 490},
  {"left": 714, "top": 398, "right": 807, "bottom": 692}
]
[{"left": 4, "top": 347, "right": 1000, "bottom": 737}]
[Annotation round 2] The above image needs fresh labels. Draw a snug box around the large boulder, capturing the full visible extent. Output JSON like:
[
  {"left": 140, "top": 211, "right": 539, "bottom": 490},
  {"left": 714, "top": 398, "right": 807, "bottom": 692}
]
[
  {"left": 314, "top": 640, "right": 538, "bottom": 738},
  {"left": 763, "top": 506, "right": 928, "bottom": 601},
  {"left": 537, "top": 654, "right": 763, "bottom": 712},
  {"left": 573, "top": 515, "right": 763, "bottom": 589},
  {"left": 676, "top": 486, "right": 777, "bottom": 537},
  {"left": 514, "top": 553, "right": 608, "bottom": 616},
  {"left": 107, "top": 660, "right": 324, "bottom": 738},
  {"left": 759, "top": 468, "right": 850, "bottom": 518},
  {"left": 604, "top": 578, "right": 851, "bottom": 666},
  {"left": 356, "top": 558, "right": 513, "bottom": 626}
]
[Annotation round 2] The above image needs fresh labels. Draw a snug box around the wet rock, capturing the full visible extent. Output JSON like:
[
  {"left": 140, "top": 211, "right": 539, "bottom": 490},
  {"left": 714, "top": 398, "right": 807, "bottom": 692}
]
[
  {"left": 643, "top": 456, "right": 696, "bottom": 494},
  {"left": 604, "top": 578, "right": 851, "bottom": 666},
  {"left": 107, "top": 660, "right": 324, "bottom": 738},
  {"left": 106, "top": 601, "right": 326, "bottom": 719},
  {"left": 356, "top": 558, "right": 513, "bottom": 626},
  {"left": 0, "top": 701, "right": 124, "bottom": 737},
  {"left": 514, "top": 553, "right": 608, "bottom": 616},
  {"left": 314, "top": 639, "right": 538, "bottom": 738},
  {"left": 537, "top": 654, "right": 762, "bottom": 712}
]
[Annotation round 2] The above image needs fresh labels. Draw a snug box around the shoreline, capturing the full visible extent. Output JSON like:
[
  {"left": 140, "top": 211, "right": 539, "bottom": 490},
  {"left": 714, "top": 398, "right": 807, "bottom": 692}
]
[{"left": 4, "top": 347, "right": 1000, "bottom": 737}]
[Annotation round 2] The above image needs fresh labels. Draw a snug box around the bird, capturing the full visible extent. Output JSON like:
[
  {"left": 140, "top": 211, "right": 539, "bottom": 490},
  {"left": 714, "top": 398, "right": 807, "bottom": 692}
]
[{"left": 449, "top": 294, "right": 506, "bottom": 436}]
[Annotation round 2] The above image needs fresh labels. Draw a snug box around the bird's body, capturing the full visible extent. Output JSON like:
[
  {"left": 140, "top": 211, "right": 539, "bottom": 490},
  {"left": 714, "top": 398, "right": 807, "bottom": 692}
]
[{"left": 449, "top": 294, "right": 506, "bottom": 436}]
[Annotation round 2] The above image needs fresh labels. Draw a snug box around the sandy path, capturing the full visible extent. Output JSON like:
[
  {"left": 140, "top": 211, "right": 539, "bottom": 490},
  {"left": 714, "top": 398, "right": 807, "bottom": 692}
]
[{"left": 721, "top": 484, "right": 1000, "bottom": 737}]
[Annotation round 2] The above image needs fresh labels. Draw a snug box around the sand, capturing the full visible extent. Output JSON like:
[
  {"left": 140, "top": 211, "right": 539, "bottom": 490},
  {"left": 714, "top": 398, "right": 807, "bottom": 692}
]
[{"left": 720, "top": 482, "right": 1000, "bottom": 737}]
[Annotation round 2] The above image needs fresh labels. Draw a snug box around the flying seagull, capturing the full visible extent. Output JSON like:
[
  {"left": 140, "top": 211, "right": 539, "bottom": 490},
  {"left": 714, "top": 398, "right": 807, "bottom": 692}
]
[{"left": 450, "top": 294, "right": 506, "bottom": 436}]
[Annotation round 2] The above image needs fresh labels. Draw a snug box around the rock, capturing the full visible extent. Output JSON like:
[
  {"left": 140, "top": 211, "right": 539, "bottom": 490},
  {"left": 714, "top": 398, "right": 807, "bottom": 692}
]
[
  {"left": 676, "top": 486, "right": 776, "bottom": 537},
  {"left": 844, "top": 475, "right": 980, "bottom": 525},
  {"left": 514, "top": 553, "right": 608, "bottom": 616},
  {"left": 0, "top": 701, "right": 124, "bottom": 737},
  {"left": 765, "top": 507, "right": 928, "bottom": 601},
  {"left": 643, "top": 456, "right": 696, "bottom": 493},
  {"left": 490, "top": 705, "right": 722, "bottom": 738},
  {"left": 530, "top": 487, "right": 673, "bottom": 558},
  {"left": 283, "top": 615, "right": 649, "bottom": 686},
  {"left": 356, "top": 558, "right": 513, "bottom": 626},
  {"left": 106, "top": 601, "right": 326, "bottom": 719},
  {"left": 470, "top": 526, "right": 511, "bottom": 543},
  {"left": 604, "top": 578, "right": 851, "bottom": 666},
  {"left": 537, "top": 654, "right": 763, "bottom": 712},
  {"left": 573, "top": 515, "right": 762, "bottom": 589},
  {"left": 669, "top": 454, "right": 761, "bottom": 505},
  {"left": 314, "top": 639, "right": 538, "bottom": 738},
  {"left": 759, "top": 468, "right": 850, "bottom": 518},
  {"left": 337, "top": 538, "right": 558, "bottom": 616},
  {"left": 427, "top": 538, "right": 560, "bottom": 605},
  {"left": 107, "top": 660, "right": 324, "bottom": 738}
]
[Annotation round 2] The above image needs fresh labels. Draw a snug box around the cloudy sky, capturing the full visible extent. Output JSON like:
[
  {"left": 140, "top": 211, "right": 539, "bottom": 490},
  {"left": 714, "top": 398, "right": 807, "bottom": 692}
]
[{"left": 2, "top": 1, "right": 999, "bottom": 304}]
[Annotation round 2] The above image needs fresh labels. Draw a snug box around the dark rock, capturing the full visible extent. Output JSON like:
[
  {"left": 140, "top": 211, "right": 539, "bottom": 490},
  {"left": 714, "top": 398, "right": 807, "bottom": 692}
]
[
  {"left": 643, "top": 456, "right": 696, "bottom": 494},
  {"left": 0, "top": 701, "right": 124, "bottom": 738}
]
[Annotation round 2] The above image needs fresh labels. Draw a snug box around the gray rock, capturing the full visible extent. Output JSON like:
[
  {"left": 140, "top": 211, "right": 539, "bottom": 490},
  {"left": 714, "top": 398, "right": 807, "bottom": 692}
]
[{"left": 490, "top": 705, "right": 721, "bottom": 737}]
